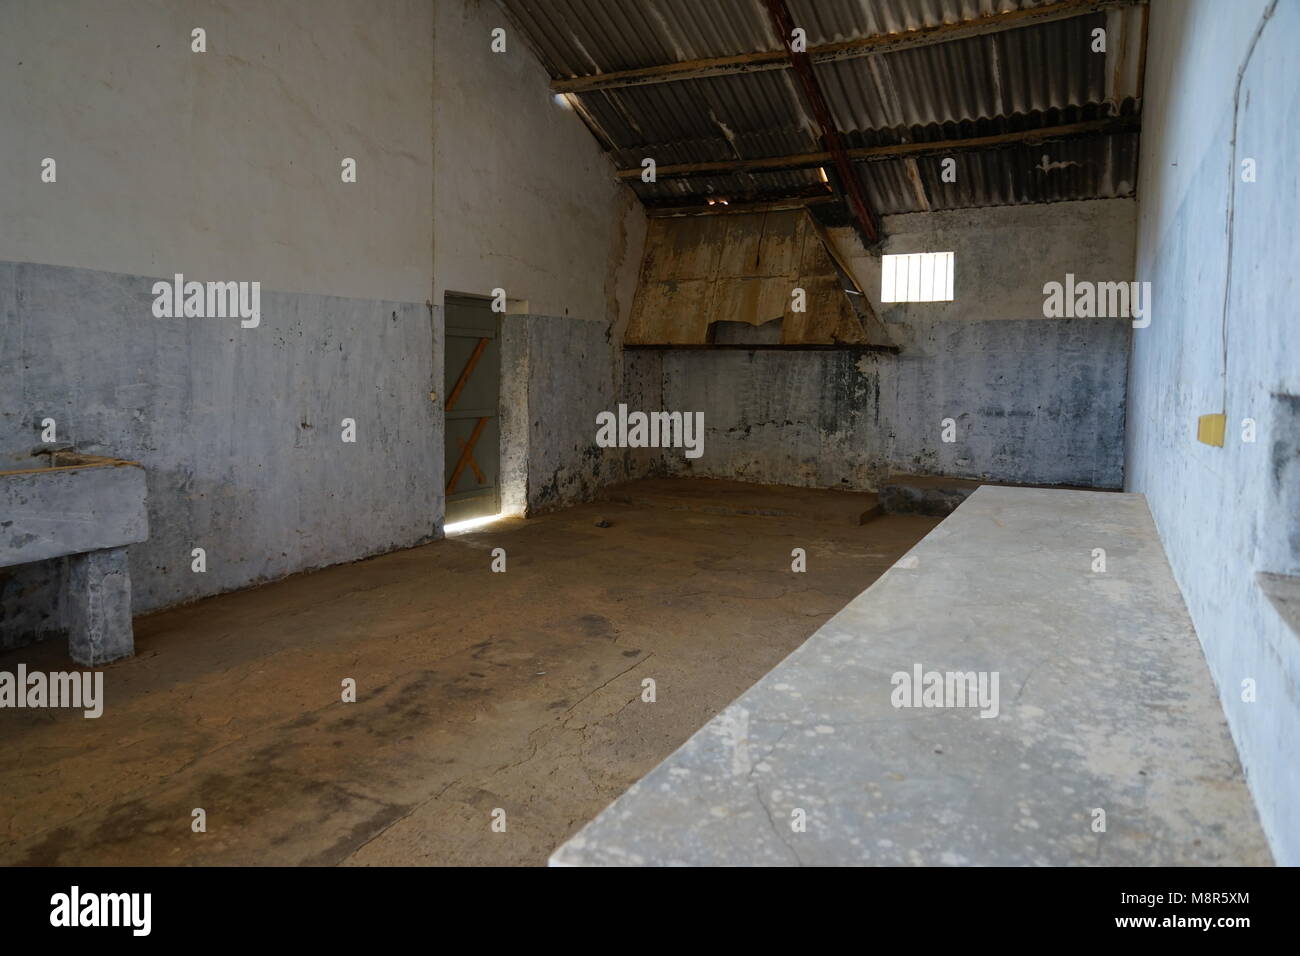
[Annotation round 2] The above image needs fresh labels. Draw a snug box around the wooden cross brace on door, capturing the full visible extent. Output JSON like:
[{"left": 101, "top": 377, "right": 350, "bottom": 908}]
[{"left": 445, "top": 336, "right": 490, "bottom": 495}]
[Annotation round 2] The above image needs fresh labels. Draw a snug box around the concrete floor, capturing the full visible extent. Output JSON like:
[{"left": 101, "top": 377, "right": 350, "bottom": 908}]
[{"left": 0, "top": 487, "right": 937, "bottom": 866}]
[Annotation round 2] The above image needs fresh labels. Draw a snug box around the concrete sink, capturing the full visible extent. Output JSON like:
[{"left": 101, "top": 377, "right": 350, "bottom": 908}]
[{"left": 0, "top": 452, "right": 148, "bottom": 665}]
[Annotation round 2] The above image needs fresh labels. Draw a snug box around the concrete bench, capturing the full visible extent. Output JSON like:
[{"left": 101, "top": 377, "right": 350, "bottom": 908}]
[
  {"left": 0, "top": 453, "right": 148, "bottom": 666},
  {"left": 551, "top": 486, "right": 1271, "bottom": 866}
]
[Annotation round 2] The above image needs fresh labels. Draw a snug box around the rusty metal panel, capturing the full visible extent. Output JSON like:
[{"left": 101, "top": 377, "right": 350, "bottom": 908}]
[
  {"left": 755, "top": 208, "right": 805, "bottom": 276},
  {"left": 651, "top": 216, "right": 727, "bottom": 279},
  {"left": 710, "top": 275, "right": 789, "bottom": 327},
  {"left": 715, "top": 213, "right": 767, "bottom": 274},
  {"left": 626, "top": 275, "right": 715, "bottom": 344},
  {"left": 781, "top": 274, "right": 862, "bottom": 344},
  {"left": 626, "top": 208, "right": 865, "bottom": 345}
]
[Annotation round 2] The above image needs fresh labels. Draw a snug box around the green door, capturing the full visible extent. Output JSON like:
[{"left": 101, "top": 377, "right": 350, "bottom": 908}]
[{"left": 444, "top": 296, "right": 501, "bottom": 524}]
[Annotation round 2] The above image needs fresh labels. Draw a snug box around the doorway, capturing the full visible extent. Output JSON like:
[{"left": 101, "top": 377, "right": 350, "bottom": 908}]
[{"left": 444, "top": 295, "right": 501, "bottom": 524}]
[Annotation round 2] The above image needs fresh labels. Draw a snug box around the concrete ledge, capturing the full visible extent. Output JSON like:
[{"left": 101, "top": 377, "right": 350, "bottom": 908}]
[
  {"left": 551, "top": 486, "right": 1271, "bottom": 866},
  {"left": 0, "top": 458, "right": 148, "bottom": 567}
]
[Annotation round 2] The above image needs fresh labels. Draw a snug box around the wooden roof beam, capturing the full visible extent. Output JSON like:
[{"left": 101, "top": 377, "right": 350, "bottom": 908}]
[
  {"left": 643, "top": 188, "right": 838, "bottom": 218},
  {"left": 617, "top": 115, "right": 1140, "bottom": 181}
]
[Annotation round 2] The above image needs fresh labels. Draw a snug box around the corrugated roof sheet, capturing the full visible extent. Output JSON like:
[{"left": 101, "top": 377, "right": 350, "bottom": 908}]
[
  {"left": 503, "top": 0, "right": 783, "bottom": 74},
  {"left": 499, "top": 0, "right": 1145, "bottom": 215}
]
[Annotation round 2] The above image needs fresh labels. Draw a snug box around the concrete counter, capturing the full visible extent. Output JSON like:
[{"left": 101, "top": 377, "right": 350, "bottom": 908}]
[
  {"left": 551, "top": 486, "right": 1271, "bottom": 866},
  {"left": 1, "top": 453, "right": 148, "bottom": 665}
]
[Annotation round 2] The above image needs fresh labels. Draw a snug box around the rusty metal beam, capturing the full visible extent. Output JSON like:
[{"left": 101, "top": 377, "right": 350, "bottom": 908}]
[
  {"left": 761, "top": 0, "right": 880, "bottom": 246},
  {"left": 551, "top": 0, "right": 1145, "bottom": 95}
]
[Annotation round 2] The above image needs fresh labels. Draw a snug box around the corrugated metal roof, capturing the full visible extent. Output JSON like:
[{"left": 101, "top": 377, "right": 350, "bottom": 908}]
[
  {"left": 584, "top": 70, "right": 819, "bottom": 157},
  {"left": 503, "top": 0, "right": 782, "bottom": 74},
  {"left": 788, "top": 0, "right": 1057, "bottom": 44},
  {"left": 499, "top": 0, "right": 1145, "bottom": 215}
]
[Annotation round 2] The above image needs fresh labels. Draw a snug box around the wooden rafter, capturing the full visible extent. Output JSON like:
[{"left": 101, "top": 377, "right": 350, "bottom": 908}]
[
  {"left": 618, "top": 116, "right": 1141, "bottom": 182},
  {"left": 644, "top": 192, "right": 837, "bottom": 218},
  {"left": 552, "top": 0, "right": 1145, "bottom": 94}
]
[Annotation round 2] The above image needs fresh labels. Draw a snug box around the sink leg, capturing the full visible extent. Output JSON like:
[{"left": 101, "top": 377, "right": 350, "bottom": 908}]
[{"left": 65, "top": 547, "right": 135, "bottom": 666}]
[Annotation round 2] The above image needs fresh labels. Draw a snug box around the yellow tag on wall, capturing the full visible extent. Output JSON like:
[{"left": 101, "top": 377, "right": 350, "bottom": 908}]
[{"left": 1197, "top": 413, "right": 1226, "bottom": 447}]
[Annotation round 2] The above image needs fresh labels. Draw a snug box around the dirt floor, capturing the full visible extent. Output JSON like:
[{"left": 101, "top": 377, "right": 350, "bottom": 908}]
[{"left": 0, "top": 489, "right": 937, "bottom": 866}]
